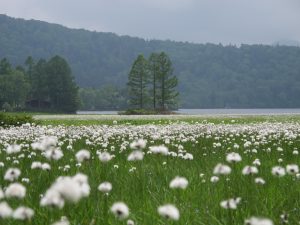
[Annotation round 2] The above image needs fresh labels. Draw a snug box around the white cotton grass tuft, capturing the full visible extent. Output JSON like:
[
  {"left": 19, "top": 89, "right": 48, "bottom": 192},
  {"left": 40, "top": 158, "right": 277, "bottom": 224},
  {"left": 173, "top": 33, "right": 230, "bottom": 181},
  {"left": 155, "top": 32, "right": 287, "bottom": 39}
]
[
  {"left": 130, "top": 139, "right": 147, "bottom": 150},
  {"left": 220, "top": 197, "right": 241, "bottom": 209},
  {"left": 286, "top": 164, "right": 299, "bottom": 175},
  {"left": 271, "top": 166, "right": 286, "bottom": 177},
  {"left": 51, "top": 216, "right": 70, "bottom": 225},
  {"left": 169, "top": 176, "right": 189, "bottom": 189},
  {"left": 40, "top": 189, "right": 65, "bottom": 209},
  {"left": 31, "top": 161, "right": 42, "bottom": 169},
  {"left": 12, "top": 206, "right": 34, "bottom": 220},
  {"left": 158, "top": 204, "right": 180, "bottom": 221},
  {"left": 213, "top": 163, "right": 231, "bottom": 175},
  {"left": 44, "top": 148, "right": 64, "bottom": 160},
  {"left": 31, "top": 136, "right": 58, "bottom": 151},
  {"left": 255, "top": 177, "right": 266, "bottom": 185},
  {"left": 98, "top": 182, "right": 112, "bottom": 193},
  {"left": 244, "top": 217, "right": 273, "bottom": 225},
  {"left": 40, "top": 173, "right": 90, "bottom": 208},
  {"left": 110, "top": 202, "right": 129, "bottom": 220},
  {"left": 242, "top": 166, "right": 259, "bottom": 175},
  {"left": 5, "top": 183, "right": 26, "bottom": 199},
  {"left": 99, "top": 152, "right": 113, "bottom": 162},
  {"left": 75, "top": 149, "right": 91, "bottom": 162},
  {"left": 127, "top": 219, "right": 135, "bottom": 225},
  {"left": 149, "top": 145, "right": 169, "bottom": 155},
  {"left": 42, "top": 163, "right": 51, "bottom": 171},
  {"left": 0, "top": 201, "right": 13, "bottom": 218},
  {"left": 127, "top": 150, "right": 144, "bottom": 161},
  {"left": 226, "top": 152, "right": 242, "bottom": 163},
  {"left": 5, "top": 144, "right": 21, "bottom": 154},
  {"left": 210, "top": 176, "right": 219, "bottom": 183},
  {"left": 4, "top": 168, "right": 21, "bottom": 182}
]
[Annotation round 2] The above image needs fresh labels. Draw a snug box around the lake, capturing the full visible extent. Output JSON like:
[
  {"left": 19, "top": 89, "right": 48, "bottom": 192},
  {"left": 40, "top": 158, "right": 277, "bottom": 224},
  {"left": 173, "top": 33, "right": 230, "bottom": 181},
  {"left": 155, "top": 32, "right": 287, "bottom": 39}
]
[{"left": 77, "top": 108, "right": 300, "bottom": 115}]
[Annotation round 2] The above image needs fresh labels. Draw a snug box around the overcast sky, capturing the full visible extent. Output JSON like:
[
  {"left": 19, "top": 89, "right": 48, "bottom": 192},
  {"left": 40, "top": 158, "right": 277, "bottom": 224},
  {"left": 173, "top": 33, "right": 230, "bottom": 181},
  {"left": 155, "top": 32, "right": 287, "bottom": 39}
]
[{"left": 1, "top": 0, "right": 300, "bottom": 45}]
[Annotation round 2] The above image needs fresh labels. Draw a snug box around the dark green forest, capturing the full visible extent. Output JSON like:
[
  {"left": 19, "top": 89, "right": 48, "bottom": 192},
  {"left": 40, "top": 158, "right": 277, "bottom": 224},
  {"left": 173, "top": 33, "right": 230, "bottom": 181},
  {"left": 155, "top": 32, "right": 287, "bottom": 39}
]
[
  {"left": 0, "top": 56, "right": 79, "bottom": 113},
  {"left": 1, "top": 14, "right": 300, "bottom": 109}
]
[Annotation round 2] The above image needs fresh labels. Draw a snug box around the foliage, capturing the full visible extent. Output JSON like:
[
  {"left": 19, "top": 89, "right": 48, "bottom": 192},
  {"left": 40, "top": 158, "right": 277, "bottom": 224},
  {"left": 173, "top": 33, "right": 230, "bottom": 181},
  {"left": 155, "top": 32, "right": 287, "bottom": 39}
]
[
  {"left": 121, "top": 109, "right": 176, "bottom": 115},
  {"left": 127, "top": 55, "right": 149, "bottom": 109},
  {"left": 0, "top": 112, "right": 35, "bottom": 127},
  {"left": 1, "top": 15, "right": 300, "bottom": 108},
  {"left": 0, "top": 55, "right": 79, "bottom": 113},
  {"left": 127, "top": 52, "right": 179, "bottom": 112},
  {"left": 1, "top": 121, "right": 300, "bottom": 224},
  {"left": 79, "top": 86, "right": 128, "bottom": 110}
]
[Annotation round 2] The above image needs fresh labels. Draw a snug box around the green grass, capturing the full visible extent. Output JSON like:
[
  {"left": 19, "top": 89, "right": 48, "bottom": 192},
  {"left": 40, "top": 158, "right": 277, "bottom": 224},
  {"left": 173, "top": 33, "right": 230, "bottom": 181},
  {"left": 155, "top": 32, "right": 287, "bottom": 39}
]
[
  {"left": 35, "top": 114, "right": 300, "bottom": 126},
  {"left": 1, "top": 120, "right": 300, "bottom": 224}
]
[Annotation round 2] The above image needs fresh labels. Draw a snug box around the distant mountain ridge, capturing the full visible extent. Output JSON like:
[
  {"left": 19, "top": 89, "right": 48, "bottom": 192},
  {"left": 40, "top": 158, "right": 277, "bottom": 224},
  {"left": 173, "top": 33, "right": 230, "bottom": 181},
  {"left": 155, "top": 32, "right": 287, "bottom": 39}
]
[{"left": 1, "top": 14, "right": 300, "bottom": 108}]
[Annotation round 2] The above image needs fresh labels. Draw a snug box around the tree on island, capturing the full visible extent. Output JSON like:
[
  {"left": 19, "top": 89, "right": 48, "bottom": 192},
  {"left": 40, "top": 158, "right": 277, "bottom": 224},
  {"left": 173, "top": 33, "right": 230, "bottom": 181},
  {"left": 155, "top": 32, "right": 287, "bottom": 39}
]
[
  {"left": 127, "top": 54, "right": 149, "bottom": 109},
  {"left": 156, "top": 52, "right": 179, "bottom": 111},
  {"left": 127, "top": 52, "right": 179, "bottom": 112}
]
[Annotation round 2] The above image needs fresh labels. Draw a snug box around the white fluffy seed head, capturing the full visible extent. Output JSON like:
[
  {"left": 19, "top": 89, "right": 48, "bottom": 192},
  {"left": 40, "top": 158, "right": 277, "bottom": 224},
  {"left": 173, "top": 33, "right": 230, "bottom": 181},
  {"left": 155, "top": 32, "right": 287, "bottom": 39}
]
[
  {"left": 99, "top": 152, "right": 113, "bottom": 162},
  {"left": 5, "top": 183, "right": 26, "bottom": 199},
  {"left": 226, "top": 152, "right": 242, "bottom": 163},
  {"left": 169, "top": 176, "right": 189, "bottom": 189},
  {"left": 127, "top": 219, "right": 135, "bottom": 225},
  {"left": 149, "top": 145, "right": 169, "bottom": 155},
  {"left": 127, "top": 150, "right": 144, "bottom": 161},
  {"left": 286, "top": 164, "right": 299, "bottom": 175},
  {"left": 158, "top": 204, "right": 180, "bottom": 221},
  {"left": 210, "top": 176, "right": 219, "bottom": 183},
  {"left": 75, "top": 149, "right": 91, "bottom": 162},
  {"left": 0, "top": 201, "right": 13, "bottom": 218},
  {"left": 12, "top": 206, "right": 34, "bottom": 220},
  {"left": 130, "top": 139, "right": 147, "bottom": 150},
  {"left": 110, "top": 202, "right": 129, "bottom": 220},
  {"left": 242, "top": 166, "right": 258, "bottom": 175},
  {"left": 255, "top": 177, "right": 266, "bottom": 185},
  {"left": 272, "top": 166, "right": 286, "bottom": 177},
  {"left": 220, "top": 197, "right": 241, "bottom": 209},
  {"left": 213, "top": 163, "right": 231, "bottom": 175},
  {"left": 6, "top": 144, "right": 21, "bottom": 154},
  {"left": 4, "top": 168, "right": 21, "bottom": 182},
  {"left": 98, "top": 182, "right": 112, "bottom": 193},
  {"left": 245, "top": 217, "right": 274, "bottom": 225}
]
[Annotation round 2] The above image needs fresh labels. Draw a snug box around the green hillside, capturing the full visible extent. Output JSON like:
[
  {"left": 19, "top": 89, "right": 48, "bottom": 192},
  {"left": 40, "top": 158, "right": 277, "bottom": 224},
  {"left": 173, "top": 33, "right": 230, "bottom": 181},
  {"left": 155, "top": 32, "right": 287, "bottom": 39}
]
[{"left": 1, "top": 14, "right": 300, "bottom": 108}]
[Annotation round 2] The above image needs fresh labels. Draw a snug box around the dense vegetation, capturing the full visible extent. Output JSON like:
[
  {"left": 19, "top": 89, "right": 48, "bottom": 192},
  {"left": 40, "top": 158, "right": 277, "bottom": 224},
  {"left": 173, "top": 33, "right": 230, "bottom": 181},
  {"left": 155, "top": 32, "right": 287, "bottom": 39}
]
[
  {"left": 128, "top": 53, "right": 178, "bottom": 111},
  {"left": 0, "top": 56, "right": 79, "bottom": 113},
  {"left": 1, "top": 14, "right": 300, "bottom": 109},
  {"left": 0, "top": 112, "right": 35, "bottom": 127},
  {"left": 1, "top": 120, "right": 300, "bottom": 224}
]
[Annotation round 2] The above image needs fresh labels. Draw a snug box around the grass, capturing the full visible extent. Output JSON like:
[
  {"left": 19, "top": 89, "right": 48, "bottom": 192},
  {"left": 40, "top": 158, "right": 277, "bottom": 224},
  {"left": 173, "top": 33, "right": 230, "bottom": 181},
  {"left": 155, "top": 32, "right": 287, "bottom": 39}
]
[
  {"left": 1, "top": 118, "right": 300, "bottom": 224},
  {"left": 34, "top": 114, "right": 300, "bottom": 126}
]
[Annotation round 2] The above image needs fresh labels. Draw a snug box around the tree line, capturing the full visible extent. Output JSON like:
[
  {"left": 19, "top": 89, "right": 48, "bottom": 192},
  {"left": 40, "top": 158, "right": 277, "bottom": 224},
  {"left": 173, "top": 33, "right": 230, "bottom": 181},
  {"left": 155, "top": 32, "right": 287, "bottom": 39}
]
[
  {"left": 2, "top": 15, "right": 300, "bottom": 109},
  {"left": 127, "top": 52, "right": 178, "bottom": 111},
  {"left": 0, "top": 56, "right": 79, "bottom": 113}
]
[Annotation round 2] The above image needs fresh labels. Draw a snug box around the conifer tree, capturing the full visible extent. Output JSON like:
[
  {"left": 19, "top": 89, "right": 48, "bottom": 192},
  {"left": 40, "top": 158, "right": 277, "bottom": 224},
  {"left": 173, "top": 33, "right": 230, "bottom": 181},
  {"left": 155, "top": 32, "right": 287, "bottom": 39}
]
[
  {"left": 127, "top": 55, "right": 149, "bottom": 109},
  {"left": 156, "top": 52, "right": 179, "bottom": 110}
]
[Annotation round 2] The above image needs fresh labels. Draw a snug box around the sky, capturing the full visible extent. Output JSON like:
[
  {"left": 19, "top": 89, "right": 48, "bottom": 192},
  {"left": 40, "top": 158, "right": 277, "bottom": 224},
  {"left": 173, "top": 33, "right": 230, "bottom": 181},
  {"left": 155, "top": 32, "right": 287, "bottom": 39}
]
[{"left": 0, "top": 0, "right": 300, "bottom": 45}]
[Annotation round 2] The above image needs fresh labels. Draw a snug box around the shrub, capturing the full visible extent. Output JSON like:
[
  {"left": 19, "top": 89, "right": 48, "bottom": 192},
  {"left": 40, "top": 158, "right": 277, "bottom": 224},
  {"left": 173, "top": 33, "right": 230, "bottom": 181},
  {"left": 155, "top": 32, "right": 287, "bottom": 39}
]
[
  {"left": 0, "top": 113, "right": 36, "bottom": 127},
  {"left": 2, "top": 102, "right": 13, "bottom": 112}
]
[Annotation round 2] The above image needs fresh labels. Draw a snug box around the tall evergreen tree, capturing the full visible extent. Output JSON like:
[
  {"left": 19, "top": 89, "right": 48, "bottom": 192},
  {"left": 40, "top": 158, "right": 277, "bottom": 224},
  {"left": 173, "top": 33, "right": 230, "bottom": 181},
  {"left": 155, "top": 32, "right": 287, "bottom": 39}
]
[
  {"left": 127, "top": 55, "right": 149, "bottom": 109},
  {"left": 156, "top": 52, "right": 179, "bottom": 110},
  {"left": 46, "top": 56, "right": 79, "bottom": 112},
  {"left": 0, "top": 58, "right": 12, "bottom": 75},
  {"left": 148, "top": 53, "right": 160, "bottom": 110},
  {"left": 30, "top": 59, "right": 49, "bottom": 108}
]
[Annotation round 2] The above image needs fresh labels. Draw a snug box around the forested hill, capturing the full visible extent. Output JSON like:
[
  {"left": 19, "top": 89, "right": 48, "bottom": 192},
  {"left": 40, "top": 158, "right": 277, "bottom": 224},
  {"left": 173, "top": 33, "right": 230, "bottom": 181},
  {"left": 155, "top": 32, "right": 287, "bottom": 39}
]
[{"left": 1, "top": 14, "right": 300, "bottom": 108}]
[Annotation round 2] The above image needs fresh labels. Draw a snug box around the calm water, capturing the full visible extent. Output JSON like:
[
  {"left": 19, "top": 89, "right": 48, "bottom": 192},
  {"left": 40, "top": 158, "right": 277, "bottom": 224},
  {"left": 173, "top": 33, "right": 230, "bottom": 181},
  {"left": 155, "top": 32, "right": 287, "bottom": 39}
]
[{"left": 77, "top": 109, "right": 300, "bottom": 115}]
